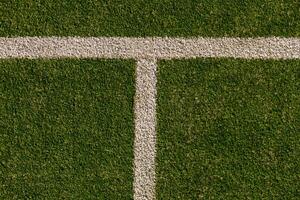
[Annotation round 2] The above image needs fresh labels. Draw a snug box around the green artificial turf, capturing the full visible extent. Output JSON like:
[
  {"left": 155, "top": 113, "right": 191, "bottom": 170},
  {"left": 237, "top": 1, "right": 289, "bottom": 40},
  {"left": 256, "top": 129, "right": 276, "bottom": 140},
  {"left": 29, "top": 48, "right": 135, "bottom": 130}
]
[
  {"left": 0, "top": 59, "right": 135, "bottom": 199},
  {"left": 156, "top": 59, "right": 300, "bottom": 199},
  {"left": 1, "top": 0, "right": 299, "bottom": 37}
]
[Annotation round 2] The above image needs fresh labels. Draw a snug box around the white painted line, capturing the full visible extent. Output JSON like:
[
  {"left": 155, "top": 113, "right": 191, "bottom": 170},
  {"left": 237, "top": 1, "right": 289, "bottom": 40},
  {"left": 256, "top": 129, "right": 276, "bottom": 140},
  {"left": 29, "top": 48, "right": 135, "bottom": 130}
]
[
  {"left": 0, "top": 37, "right": 300, "bottom": 59},
  {"left": 133, "top": 59, "right": 157, "bottom": 200},
  {"left": 1, "top": 36, "right": 300, "bottom": 200}
]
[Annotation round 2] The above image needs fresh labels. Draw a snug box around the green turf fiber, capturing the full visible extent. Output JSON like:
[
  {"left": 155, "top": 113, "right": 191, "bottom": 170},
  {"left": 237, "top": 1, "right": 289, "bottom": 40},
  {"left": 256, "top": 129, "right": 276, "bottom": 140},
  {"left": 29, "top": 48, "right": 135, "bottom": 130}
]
[
  {"left": 1, "top": 0, "right": 299, "bottom": 37},
  {"left": 156, "top": 59, "right": 300, "bottom": 199},
  {"left": 0, "top": 59, "right": 135, "bottom": 199}
]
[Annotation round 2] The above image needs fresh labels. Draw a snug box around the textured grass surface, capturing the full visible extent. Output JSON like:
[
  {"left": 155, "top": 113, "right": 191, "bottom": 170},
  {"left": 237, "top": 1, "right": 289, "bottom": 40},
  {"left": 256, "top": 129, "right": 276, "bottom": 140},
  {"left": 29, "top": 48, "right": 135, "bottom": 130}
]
[
  {"left": 0, "top": 59, "right": 135, "bottom": 199},
  {"left": 1, "top": 0, "right": 299, "bottom": 37},
  {"left": 156, "top": 59, "right": 300, "bottom": 199}
]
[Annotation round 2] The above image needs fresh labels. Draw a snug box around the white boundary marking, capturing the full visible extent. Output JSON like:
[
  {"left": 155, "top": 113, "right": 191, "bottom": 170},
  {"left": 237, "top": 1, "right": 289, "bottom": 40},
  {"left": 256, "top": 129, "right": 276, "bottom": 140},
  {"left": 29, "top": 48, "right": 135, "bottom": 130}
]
[
  {"left": 1, "top": 37, "right": 299, "bottom": 59},
  {"left": 1, "top": 37, "right": 300, "bottom": 200},
  {"left": 134, "top": 59, "right": 157, "bottom": 200}
]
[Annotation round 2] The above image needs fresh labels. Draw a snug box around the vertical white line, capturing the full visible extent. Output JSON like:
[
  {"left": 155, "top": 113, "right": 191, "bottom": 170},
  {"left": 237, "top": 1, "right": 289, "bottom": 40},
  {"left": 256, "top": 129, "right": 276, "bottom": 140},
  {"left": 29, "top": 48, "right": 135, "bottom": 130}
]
[{"left": 133, "top": 58, "right": 158, "bottom": 200}]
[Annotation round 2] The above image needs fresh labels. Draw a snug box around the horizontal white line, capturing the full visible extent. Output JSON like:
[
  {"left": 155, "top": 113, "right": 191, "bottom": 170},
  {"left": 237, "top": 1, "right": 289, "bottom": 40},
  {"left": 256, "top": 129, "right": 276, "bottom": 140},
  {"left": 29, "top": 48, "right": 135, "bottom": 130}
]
[{"left": 0, "top": 37, "right": 299, "bottom": 59}]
